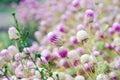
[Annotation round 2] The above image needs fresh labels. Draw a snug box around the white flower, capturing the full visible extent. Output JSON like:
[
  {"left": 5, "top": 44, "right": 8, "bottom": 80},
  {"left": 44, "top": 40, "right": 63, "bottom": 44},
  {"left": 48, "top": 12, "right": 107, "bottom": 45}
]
[
  {"left": 76, "top": 30, "right": 88, "bottom": 42},
  {"left": 47, "top": 77, "right": 54, "bottom": 80},
  {"left": 75, "top": 75, "right": 85, "bottom": 80},
  {"left": 80, "top": 54, "right": 90, "bottom": 63},
  {"left": 68, "top": 50, "right": 79, "bottom": 62},
  {"left": 8, "top": 27, "right": 19, "bottom": 40},
  {"left": 89, "top": 55, "right": 97, "bottom": 64},
  {"left": 96, "top": 74, "right": 108, "bottom": 80},
  {"left": 65, "top": 74, "right": 74, "bottom": 80}
]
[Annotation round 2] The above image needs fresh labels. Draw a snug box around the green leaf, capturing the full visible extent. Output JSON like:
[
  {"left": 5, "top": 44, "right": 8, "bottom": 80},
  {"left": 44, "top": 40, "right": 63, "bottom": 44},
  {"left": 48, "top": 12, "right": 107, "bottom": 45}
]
[
  {"left": 49, "top": 71, "right": 53, "bottom": 77},
  {"left": 23, "top": 32, "right": 29, "bottom": 41}
]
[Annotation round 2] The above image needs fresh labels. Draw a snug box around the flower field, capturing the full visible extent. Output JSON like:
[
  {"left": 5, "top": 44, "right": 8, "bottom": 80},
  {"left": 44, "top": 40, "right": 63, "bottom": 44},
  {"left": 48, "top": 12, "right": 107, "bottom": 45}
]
[{"left": 0, "top": 0, "right": 120, "bottom": 80}]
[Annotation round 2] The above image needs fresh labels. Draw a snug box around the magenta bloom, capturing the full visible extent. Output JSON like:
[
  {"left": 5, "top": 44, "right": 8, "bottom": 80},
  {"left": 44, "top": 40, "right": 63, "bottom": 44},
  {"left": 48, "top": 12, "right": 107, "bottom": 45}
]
[
  {"left": 112, "top": 22, "right": 120, "bottom": 32},
  {"left": 85, "top": 9, "right": 94, "bottom": 18},
  {"left": 58, "top": 47, "right": 68, "bottom": 58},
  {"left": 47, "top": 32, "right": 58, "bottom": 42},
  {"left": 109, "top": 72, "right": 118, "bottom": 80},
  {"left": 70, "top": 36, "right": 78, "bottom": 44}
]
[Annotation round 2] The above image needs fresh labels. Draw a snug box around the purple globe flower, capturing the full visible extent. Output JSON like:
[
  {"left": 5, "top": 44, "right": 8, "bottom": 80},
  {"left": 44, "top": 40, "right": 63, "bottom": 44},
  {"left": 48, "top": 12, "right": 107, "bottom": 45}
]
[
  {"left": 109, "top": 72, "right": 117, "bottom": 80},
  {"left": 47, "top": 32, "right": 58, "bottom": 42},
  {"left": 70, "top": 36, "right": 78, "bottom": 44},
  {"left": 84, "top": 63, "right": 92, "bottom": 71},
  {"left": 108, "top": 27, "right": 115, "bottom": 35},
  {"left": 58, "top": 47, "right": 68, "bottom": 58},
  {"left": 112, "top": 22, "right": 120, "bottom": 32},
  {"left": 85, "top": 9, "right": 94, "bottom": 18}
]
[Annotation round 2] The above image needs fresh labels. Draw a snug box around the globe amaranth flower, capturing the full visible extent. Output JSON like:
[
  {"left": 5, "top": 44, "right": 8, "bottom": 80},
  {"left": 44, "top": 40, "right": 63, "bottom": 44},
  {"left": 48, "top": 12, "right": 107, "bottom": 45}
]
[
  {"left": 76, "top": 30, "right": 88, "bottom": 43},
  {"left": 109, "top": 72, "right": 118, "bottom": 80},
  {"left": 67, "top": 50, "right": 79, "bottom": 62},
  {"left": 47, "top": 32, "right": 63, "bottom": 46},
  {"left": 8, "top": 27, "right": 19, "bottom": 40},
  {"left": 85, "top": 9, "right": 94, "bottom": 23},
  {"left": 58, "top": 47, "right": 68, "bottom": 58},
  {"left": 75, "top": 75, "right": 85, "bottom": 80}
]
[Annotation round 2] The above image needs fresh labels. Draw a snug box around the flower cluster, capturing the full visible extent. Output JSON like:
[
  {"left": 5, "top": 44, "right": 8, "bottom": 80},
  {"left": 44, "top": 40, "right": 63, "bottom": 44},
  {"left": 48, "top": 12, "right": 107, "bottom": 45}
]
[{"left": 0, "top": 0, "right": 120, "bottom": 80}]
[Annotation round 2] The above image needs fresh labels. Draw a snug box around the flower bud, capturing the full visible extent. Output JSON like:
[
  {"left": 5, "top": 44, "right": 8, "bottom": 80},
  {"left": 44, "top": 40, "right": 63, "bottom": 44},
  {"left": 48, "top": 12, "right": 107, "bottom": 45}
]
[
  {"left": 8, "top": 27, "right": 19, "bottom": 40},
  {"left": 76, "top": 30, "right": 88, "bottom": 42}
]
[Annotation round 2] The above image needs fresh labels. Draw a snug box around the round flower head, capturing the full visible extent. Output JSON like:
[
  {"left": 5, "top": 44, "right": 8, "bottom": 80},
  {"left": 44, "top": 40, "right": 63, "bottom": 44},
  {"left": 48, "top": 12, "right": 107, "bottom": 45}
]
[
  {"left": 93, "top": 51, "right": 100, "bottom": 57},
  {"left": 72, "top": 0, "right": 80, "bottom": 8},
  {"left": 41, "top": 49, "right": 51, "bottom": 60},
  {"left": 47, "top": 32, "right": 58, "bottom": 42},
  {"left": 80, "top": 54, "right": 90, "bottom": 63},
  {"left": 47, "top": 32, "right": 63, "bottom": 46},
  {"left": 14, "top": 53, "right": 21, "bottom": 61},
  {"left": 84, "top": 63, "right": 92, "bottom": 71},
  {"left": 85, "top": 9, "right": 94, "bottom": 23},
  {"left": 112, "top": 22, "right": 120, "bottom": 32},
  {"left": 57, "top": 24, "right": 66, "bottom": 33},
  {"left": 0, "top": 49, "right": 13, "bottom": 61},
  {"left": 8, "top": 45, "right": 18, "bottom": 55},
  {"left": 109, "top": 72, "right": 117, "bottom": 79},
  {"left": 70, "top": 36, "right": 78, "bottom": 44},
  {"left": 58, "top": 47, "right": 68, "bottom": 58},
  {"left": 75, "top": 75, "right": 85, "bottom": 80},
  {"left": 96, "top": 74, "right": 108, "bottom": 80},
  {"left": 59, "top": 58, "right": 68, "bottom": 67},
  {"left": 8, "top": 27, "right": 19, "bottom": 40},
  {"left": 107, "top": 27, "right": 115, "bottom": 35},
  {"left": 76, "top": 30, "right": 88, "bottom": 42},
  {"left": 76, "top": 47, "right": 84, "bottom": 55},
  {"left": 68, "top": 50, "right": 79, "bottom": 62}
]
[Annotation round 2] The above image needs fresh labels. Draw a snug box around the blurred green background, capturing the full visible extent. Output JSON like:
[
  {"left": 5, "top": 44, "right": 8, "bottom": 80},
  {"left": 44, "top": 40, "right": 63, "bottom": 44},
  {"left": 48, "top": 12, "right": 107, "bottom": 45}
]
[
  {"left": 0, "top": 0, "right": 20, "bottom": 4},
  {"left": 0, "top": 0, "right": 19, "bottom": 50}
]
